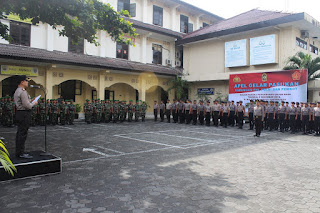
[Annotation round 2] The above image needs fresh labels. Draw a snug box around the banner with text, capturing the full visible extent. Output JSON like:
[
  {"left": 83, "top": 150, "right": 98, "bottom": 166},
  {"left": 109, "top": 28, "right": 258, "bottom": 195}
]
[{"left": 229, "top": 69, "right": 308, "bottom": 104}]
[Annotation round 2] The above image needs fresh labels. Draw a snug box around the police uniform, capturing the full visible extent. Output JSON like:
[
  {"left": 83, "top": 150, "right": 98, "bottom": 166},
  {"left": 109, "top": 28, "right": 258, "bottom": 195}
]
[
  {"left": 266, "top": 103, "right": 275, "bottom": 131},
  {"left": 288, "top": 103, "right": 297, "bottom": 133},
  {"left": 159, "top": 102, "right": 165, "bottom": 122},
  {"left": 237, "top": 103, "right": 245, "bottom": 129},
  {"left": 14, "top": 76, "right": 37, "bottom": 158},
  {"left": 212, "top": 102, "right": 221, "bottom": 127},
  {"left": 248, "top": 101, "right": 255, "bottom": 130},
  {"left": 191, "top": 102, "right": 198, "bottom": 125},
  {"left": 184, "top": 101, "right": 191, "bottom": 124},
  {"left": 278, "top": 103, "right": 287, "bottom": 132},
  {"left": 172, "top": 100, "right": 178, "bottom": 123},
  {"left": 301, "top": 104, "right": 310, "bottom": 134},
  {"left": 153, "top": 102, "right": 159, "bottom": 122},
  {"left": 198, "top": 102, "right": 205, "bottom": 125},
  {"left": 166, "top": 101, "right": 172, "bottom": 123},
  {"left": 314, "top": 103, "right": 320, "bottom": 136},
  {"left": 221, "top": 103, "right": 229, "bottom": 128},
  {"left": 254, "top": 104, "right": 264, "bottom": 137},
  {"left": 205, "top": 102, "right": 211, "bottom": 126},
  {"left": 229, "top": 102, "right": 236, "bottom": 126}
]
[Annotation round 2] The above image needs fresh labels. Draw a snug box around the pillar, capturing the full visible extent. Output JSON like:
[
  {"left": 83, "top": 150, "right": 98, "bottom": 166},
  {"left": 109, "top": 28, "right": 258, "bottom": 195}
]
[
  {"left": 171, "top": 6, "right": 178, "bottom": 31},
  {"left": 46, "top": 24, "right": 54, "bottom": 51},
  {"left": 142, "top": 0, "right": 148, "bottom": 23},
  {"left": 141, "top": 35, "right": 148, "bottom": 64},
  {"left": 98, "top": 73, "right": 105, "bottom": 100},
  {"left": 45, "top": 68, "right": 54, "bottom": 99}
]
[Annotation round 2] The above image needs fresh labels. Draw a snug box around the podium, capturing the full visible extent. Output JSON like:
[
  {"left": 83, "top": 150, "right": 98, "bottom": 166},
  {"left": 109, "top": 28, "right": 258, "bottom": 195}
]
[{"left": 0, "top": 151, "right": 62, "bottom": 182}]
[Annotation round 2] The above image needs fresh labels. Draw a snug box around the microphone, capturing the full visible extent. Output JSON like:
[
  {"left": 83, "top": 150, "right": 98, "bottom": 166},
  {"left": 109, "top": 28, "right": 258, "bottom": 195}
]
[{"left": 30, "top": 85, "right": 41, "bottom": 88}]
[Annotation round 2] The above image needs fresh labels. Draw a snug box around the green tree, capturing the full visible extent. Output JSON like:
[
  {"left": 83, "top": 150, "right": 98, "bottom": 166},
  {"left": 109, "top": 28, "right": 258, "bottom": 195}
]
[
  {"left": 283, "top": 51, "right": 320, "bottom": 80},
  {"left": 0, "top": 0, "right": 137, "bottom": 46},
  {"left": 0, "top": 140, "right": 17, "bottom": 176},
  {"left": 167, "top": 75, "right": 190, "bottom": 100}
]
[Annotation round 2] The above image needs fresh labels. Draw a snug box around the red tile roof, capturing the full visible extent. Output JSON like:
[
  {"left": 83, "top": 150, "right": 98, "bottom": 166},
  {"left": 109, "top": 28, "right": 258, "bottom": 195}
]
[{"left": 178, "top": 9, "right": 302, "bottom": 44}]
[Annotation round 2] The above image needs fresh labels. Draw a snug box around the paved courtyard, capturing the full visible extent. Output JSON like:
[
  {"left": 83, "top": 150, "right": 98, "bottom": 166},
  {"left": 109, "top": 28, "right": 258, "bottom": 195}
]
[{"left": 1, "top": 121, "right": 320, "bottom": 213}]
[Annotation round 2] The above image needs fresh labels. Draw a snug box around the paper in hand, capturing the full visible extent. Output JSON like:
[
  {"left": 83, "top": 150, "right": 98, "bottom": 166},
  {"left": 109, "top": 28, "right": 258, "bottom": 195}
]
[{"left": 32, "top": 95, "right": 41, "bottom": 104}]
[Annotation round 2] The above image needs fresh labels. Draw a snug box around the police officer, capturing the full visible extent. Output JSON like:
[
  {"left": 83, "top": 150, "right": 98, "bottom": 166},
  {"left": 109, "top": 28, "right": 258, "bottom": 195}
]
[
  {"left": 248, "top": 100, "right": 255, "bottom": 130},
  {"left": 278, "top": 101, "right": 286, "bottom": 133},
  {"left": 288, "top": 102, "right": 297, "bottom": 134},
  {"left": 296, "top": 102, "right": 302, "bottom": 132},
  {"left": 166, "top": 99, "right": 172, "bottom": 123},
  {"left": 185, "top": 100, "right": 192, "bottom": 124},
  {"left": 14, "top": 75, "right": 38, "bottom": 159},
  {"left": 254, "top": 100, "right": 264, "bottom": 137},
  {"left": 159, "top": 100, "right": 165, "bottom": 122},
  {"left": 205, "top": 100, "right": 211, "bottom": 126},
  {"left": 266, "top": 101, "right": 275, "bottom": 131},
  {"left": 178, "top": 100, "right": 185, "bottom": 124},
  {"left": 229, "top": 101, "right": 236, "bottom": 127},
  {"left": 153, "top": 101, "right": 159, "bottom": 122},
  {"left": 314, "top": 102, "right": 320, "bottom": 136},
  {"left": 212, "top": 100, "right": 220, "bottom": 127},
  {"left": 301, "top": 103, "right": 310, "bottom": 135},
  {"left": 198, "top": 100, "right": 205, "bottom": 125},
  {"left": 237, "top": 101, "right": 245, "bottom": 129},
  {"left": 172, "top": 99, "right": 178, "bottom": 123},
  {"left": 191, "top": 100, "right": 198, "bottom": 125},
  {"left": 221, "top": 101, "right": 229, "bottom": 128}
]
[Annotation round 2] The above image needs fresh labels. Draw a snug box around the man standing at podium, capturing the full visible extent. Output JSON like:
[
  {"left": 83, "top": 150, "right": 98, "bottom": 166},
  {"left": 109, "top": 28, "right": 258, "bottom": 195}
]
[{"left": 14, "top": 75, "right": 38, "bottom": 159}]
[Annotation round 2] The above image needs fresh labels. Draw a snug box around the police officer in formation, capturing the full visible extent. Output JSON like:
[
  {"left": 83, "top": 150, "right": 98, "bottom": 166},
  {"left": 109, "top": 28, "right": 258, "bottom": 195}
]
[{"left": 149, "top": 99, "right": 320, "bottom": 137}]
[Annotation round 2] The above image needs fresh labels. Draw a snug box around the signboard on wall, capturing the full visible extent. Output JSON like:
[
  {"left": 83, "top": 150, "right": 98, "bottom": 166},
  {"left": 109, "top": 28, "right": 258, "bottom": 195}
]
[
  {"left": 229, "top": 69, "right": 308, "bottom": 104},
  {"left": 198, "top": 88, "right": 215, "bottom": 95},
  {"left": 225, "top": 39, "right": 247, "bottom": 67},
  {"left": 1, "top": 65, "right": 38, "bottom": 76},
  {"left": 250, "top": 34, "right": 276, "bottom": 65}
]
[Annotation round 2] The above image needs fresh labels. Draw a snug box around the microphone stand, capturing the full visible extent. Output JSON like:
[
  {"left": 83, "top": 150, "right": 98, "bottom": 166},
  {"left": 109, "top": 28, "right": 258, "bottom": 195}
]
[{"left": 31, "top": 85, "right": 50, "bottom": 156}]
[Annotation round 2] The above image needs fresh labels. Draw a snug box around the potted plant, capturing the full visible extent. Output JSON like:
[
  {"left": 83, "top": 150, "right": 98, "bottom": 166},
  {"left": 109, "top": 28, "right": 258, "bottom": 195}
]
[{"left": 75, "top": 104, "right": 82, "bottom": 119}]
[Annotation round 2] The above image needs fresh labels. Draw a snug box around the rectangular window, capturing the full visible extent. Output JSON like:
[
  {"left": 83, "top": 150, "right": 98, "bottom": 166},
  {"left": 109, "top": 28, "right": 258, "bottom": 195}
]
[
  {"left": 152, "top": 44, "right": 162, "bottom": 65},
  {"left": 117, "top": 0, "right": 130, "bottom": 12},
  {"left": 9, "top": 21, "right": 31, "bottom": 46},
  {"left": 310, "top": 44, "right": 318, "bottom": 55},
  {"left": 116, "top": 42, "right": 129, "bottom": 60},
  {"left": 75, "top": 80, "right": 82, "bottom": 95},
  {"left": 92, "top": 90, "right": 97, "bottom": 100},
  {"left": 180, "top": 15, "right": 189, "bottom": 33},
  {"left": 296, "top": 37, "right": 307, "bottom": 50},
  {"left": 153, "top": 5, "right": 163, "bottom": 27},
  {"left": 68, "top": 38, "right": 84, "bottom": 54},
  {"left": 203, "top": 22, "right": 209, "bottom": 28}
]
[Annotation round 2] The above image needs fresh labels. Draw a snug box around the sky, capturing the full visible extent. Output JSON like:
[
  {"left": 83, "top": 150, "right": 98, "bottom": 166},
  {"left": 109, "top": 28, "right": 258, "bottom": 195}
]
[{"left": 182, "top": 0, "right": 320, "bottom": 21}]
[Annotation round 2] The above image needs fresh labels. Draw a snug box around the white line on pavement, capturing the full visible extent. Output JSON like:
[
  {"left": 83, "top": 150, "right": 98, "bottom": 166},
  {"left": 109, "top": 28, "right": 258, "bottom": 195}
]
[
  {"left": 115, "top": 135, "right": 182, "bottom": 149},
  {"left": 93, "top": 145, "right": 125, "bottom": 154},
  {"left": 83, "top": 148, "right": 112, "bottom": 157}
]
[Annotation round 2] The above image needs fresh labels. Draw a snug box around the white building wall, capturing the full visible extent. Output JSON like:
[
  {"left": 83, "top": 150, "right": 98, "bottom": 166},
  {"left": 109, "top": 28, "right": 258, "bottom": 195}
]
[
  {"left": 0, "top": 19, "right": 10, "bottom": 44},
  {"left": 30, "top": 24, "right": 46, "bottom": 49}
]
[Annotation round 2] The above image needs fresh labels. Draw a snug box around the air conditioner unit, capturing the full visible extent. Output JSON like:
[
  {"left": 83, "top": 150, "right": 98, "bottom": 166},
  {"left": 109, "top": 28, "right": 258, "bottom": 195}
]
[
  {"left": 166, "top": 59, "right": 172, "bottom": 66},
  {"left": 175, "top": 61, "right": 181, "bottom": 67},
  {"left": 301, "top": 31, "right": 309, "bottom": 39}
]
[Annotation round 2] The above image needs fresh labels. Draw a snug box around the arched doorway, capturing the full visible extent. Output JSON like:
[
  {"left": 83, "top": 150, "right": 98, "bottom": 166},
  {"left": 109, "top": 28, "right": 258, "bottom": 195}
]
[
  {"left": 105, "top": 83, "right": 138, "bottom": 102},
  {"left": 1, "top": 76, "right": 44, "bottom": 98},
  {"left": 54, "top": 80, "right": 96, "bottom": 104}
]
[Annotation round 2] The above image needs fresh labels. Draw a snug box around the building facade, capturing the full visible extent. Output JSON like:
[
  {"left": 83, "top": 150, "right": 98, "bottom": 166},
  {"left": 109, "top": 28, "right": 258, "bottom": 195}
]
[
  {"left": 177, "top": 9, "right": 320, "bottom": 102},
  {"left": 0, "top": 0, "right": 223, "bottom": 111}
]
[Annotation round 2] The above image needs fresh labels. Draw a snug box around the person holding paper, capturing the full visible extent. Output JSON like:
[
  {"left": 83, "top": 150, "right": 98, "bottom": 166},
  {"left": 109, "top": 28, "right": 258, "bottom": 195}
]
[{"left": 13, "top": 75, "right": 38, "bottom": 159}]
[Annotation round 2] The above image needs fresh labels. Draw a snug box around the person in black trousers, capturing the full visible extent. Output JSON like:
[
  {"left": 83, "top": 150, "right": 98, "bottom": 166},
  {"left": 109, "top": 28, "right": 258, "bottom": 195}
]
[
  {"left": 14, "top": 75, "right": 39, "bottom": 159},
  {"left": 254, "top": 101, "right": 264, "bottom": 137},
  {"left": 153, "top": 101, "right": 159, "bottom": 121}
]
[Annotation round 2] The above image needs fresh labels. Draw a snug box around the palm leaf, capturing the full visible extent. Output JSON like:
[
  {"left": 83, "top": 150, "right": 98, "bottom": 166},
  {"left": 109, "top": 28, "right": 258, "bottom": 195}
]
[{"left": 0, "top": 140, "right": 17, "bottom": 176}]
